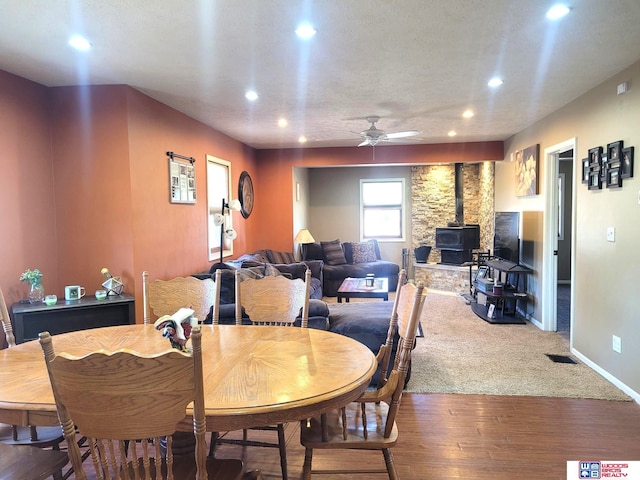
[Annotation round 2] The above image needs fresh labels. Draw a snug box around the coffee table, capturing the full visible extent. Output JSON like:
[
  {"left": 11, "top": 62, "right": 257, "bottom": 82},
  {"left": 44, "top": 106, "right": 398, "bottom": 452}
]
[{"left": 336, "top": 277, "right": 389, "bottom": 303}]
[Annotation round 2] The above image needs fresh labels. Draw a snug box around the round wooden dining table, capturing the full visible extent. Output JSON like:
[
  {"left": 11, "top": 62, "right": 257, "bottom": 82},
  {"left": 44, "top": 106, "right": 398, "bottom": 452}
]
[{"left": 0, "top": 324, "right": 377, "bottom": 432}]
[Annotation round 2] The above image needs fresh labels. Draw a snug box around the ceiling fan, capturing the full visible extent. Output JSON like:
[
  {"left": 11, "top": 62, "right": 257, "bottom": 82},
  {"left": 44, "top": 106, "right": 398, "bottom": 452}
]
[{"left": 355, "top": 116, "right": 421, "bottom": 147}]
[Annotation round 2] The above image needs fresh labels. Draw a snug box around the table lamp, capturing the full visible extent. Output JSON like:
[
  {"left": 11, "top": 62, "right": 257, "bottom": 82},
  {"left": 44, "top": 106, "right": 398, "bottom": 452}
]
[{"left": 295, "top": 228, "right": 315, "bottom": 261}]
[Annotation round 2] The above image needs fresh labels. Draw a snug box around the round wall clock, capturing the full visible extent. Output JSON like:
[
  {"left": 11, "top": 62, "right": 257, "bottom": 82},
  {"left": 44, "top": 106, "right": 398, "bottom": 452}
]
[{"left": 238, "top": 171, "right": 254, "bottom": 218}]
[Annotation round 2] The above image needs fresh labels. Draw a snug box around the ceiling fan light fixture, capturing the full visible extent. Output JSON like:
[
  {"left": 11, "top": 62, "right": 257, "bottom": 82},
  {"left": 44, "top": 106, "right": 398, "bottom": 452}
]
[{"left": 356, "top": 116, "right": 420, "bottom": 146}]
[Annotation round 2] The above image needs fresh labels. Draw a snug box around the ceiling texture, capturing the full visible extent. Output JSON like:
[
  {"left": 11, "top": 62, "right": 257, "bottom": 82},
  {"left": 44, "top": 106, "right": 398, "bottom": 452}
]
[{"left": 1, "top": 0, "right": 640, "bottom": 150}]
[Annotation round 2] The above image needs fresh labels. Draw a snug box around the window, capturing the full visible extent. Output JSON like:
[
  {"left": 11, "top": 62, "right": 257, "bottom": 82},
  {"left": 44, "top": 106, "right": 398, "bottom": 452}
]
[
  {"left": 207, "top": 155, "right": 234, "bottom": 261},
  {"left": 360, "top": 179, "right": 405, "bottom": 241}
]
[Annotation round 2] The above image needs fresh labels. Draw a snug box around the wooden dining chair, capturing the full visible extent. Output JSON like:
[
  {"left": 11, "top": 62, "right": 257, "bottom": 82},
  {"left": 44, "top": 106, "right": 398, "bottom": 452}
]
[
  {"left": 299, "top": 280, "right": 425, "bottom": 480},
  {"left": 142, "top": 271, "right": 217, "bottom": 325},
  {"left": 38, "top": 326, "right": 247, "bottom": 480},
  {"left": 0, "top": 285, "right": 68, "bottom": 480},
  {"left": 0, "top": 442, "right": 69, "bottom": 480},
  {"left": 209, "top": 268, "right": 312, "bottom": 480},
  {"left": 374, "top": 269, "right": 407, "bottom": 389}
]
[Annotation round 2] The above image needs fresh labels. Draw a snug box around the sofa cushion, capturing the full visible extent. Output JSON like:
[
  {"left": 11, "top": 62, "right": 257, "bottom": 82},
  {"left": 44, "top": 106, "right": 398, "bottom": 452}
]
[
  {"left": 305, "top": 242, "right": 324, "bottom": 261},
  {"left": 266, "top": 250, "right": 295, "bottom": 264},
  {"left": 351, "top": 241, "right": 378, "bottom": 263},
  {"left": 321, "top": 239, "right": 347, "bottom": 265},
  {"left": 343, "top": 239, "right": 382, "bottom": 263},
  {"left": 328, "top": 301, "right": 412, "bottom": 387},
  {"left": 236, "top": 250, "right": 270, "bottom": 264}
]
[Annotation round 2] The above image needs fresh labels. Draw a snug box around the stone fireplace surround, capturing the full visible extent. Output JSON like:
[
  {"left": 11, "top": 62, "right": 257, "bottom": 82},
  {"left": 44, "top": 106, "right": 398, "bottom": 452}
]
[{"left": 410, "top": 162, "right": 495, "bottom": 292}]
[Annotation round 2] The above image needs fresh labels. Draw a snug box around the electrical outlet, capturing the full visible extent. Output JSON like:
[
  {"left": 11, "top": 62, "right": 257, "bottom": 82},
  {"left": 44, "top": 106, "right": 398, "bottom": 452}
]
[
  {"left": 607, "top": 227, "right": 615, "bottom": 242},
  {"left": 612, "top": 335, "right": 622, "bottom": 354}
]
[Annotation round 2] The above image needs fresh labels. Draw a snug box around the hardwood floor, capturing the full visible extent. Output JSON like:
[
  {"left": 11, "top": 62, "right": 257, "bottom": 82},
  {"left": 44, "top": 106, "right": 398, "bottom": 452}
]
[
  {"left": 202, "top": 394, "right": 640, "bottom": 480},
  {"left": 62, "top": 393, "right": 640, "bottom": 479}
]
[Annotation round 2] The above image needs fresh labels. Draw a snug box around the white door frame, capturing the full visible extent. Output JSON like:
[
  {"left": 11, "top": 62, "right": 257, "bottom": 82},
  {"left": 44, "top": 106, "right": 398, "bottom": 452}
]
[{"left": 541, "top": 138, "right": 576, "bottom": 331}]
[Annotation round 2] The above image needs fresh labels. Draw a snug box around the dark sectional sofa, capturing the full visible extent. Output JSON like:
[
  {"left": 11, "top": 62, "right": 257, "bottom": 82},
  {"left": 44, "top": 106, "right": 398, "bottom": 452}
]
[{"left": 304, "top": 239, "right": 400, "bottom": 297}]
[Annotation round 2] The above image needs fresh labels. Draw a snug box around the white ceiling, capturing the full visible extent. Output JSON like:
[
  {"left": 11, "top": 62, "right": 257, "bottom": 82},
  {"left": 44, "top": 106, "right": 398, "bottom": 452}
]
[{"left": 1, "top": 0, "right": 640, "bottom": 150}]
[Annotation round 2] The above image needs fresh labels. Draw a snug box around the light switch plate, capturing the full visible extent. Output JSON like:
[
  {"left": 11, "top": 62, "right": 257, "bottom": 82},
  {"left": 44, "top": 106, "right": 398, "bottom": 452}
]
[{"left": 607, "top": 227, "right": 615, "bottom": 242}]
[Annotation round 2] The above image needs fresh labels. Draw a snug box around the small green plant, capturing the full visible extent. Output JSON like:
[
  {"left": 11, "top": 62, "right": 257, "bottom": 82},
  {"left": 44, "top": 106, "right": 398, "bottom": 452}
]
[{"left": 19, "top": 268, "right": 43, "bottom": 286}]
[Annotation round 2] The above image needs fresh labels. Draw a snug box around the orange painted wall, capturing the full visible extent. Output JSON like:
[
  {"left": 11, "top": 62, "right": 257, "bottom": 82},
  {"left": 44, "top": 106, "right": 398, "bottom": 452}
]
[
  {"left": 253, "top": 142, "right": 504, "bottom": 252},
  {"left": 0, "top": 70, "right": 58, "bottom": 308},
  {"left": 49, "top": 85, "right": 135, "bottom": 299},
  {"left": 47, "top": 85, "right": 258, "bottom": 321},
  {"left": 2, "top": 75, "right": 257, "bottom": 323}
]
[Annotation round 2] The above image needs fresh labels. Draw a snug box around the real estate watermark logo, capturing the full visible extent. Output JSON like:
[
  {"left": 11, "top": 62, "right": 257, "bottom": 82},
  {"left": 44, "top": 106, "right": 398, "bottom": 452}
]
[
  {"left": 579, "top": 461, "right": 600, "bottom": 478},
  {"left": 568, "top": 461, "right": 640, "bottom": 479}
]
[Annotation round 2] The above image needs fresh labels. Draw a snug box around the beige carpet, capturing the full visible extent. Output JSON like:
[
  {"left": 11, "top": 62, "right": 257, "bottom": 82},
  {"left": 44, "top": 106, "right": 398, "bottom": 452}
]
[{"left": 405, "top": 291, "right": 631, "bottom": 400}]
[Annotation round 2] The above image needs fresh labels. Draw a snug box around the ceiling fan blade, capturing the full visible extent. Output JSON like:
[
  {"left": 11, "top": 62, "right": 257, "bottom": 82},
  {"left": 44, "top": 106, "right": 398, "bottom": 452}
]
[
  {"left": 358, "top": 137, "right": 372, "bottom": 147},
  {"left": 385, "top": 130, "right": 421, "bottom": 139}
]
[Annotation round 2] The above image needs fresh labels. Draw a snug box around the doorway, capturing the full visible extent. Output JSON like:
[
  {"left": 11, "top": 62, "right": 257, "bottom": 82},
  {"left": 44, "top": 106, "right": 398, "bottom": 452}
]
[
  {"left": 541, "top": 138, "right": 576, "bottom": 334},
  {"left": 556, "top": 152, "right": 573, "bottom": 337}
]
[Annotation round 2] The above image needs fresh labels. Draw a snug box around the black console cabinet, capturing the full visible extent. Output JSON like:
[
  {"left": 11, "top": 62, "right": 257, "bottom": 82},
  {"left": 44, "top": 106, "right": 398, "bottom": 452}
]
[{"left": 11, "top": 294, "right": 135, "bottom": 343}]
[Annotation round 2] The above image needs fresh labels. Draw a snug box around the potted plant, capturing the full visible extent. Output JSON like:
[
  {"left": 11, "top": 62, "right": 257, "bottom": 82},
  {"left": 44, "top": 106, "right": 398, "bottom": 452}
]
[{"left": 19, "top": 268, "right": 44, "bottom": 304}]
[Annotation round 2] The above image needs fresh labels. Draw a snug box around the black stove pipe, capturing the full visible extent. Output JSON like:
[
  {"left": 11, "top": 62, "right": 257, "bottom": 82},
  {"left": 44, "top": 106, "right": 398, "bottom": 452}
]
[{"left": 454, "top": 162, "right": 464, "bottom": 225}]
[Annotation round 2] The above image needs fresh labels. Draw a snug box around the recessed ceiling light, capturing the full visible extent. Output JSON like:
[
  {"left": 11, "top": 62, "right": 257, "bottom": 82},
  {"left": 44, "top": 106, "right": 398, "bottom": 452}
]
[
  {"left": 278, "top": 118, "right": 288, "bottom": 127},
  {"left": 448, "top": 130, "right": 457, "bottom": 137},
  {"left": 245, "top": 90, "right": 258, "bottom": 101},
  {"left": 462, "top": 110, "right": 474, "bottom": 119},
  {"left": 488, "top": 77, "right": 504, "bottom": 88},
  {"left": 68, "top": 35, "right": 92, "bottom": 51},
  {"left": 295, "top": 24, "right": 317, "bottom": 39},
  {"left": 546, "top": 4, "right": 570, "bottom": 20},
  {"left": 298, "top": 135, "right": 307, "bottom": 144}
]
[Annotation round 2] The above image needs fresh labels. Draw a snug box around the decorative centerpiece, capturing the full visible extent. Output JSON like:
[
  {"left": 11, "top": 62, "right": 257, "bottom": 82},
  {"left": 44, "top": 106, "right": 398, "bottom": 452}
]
[
  {"left": 19, "top": 268, "right": 45, "bottom": 304},
  {"left": 100, "top": 267, "right": 124, "bottom": 296},
  {"left": 153, "top": 308, "right": 194, "bottom": 351}
]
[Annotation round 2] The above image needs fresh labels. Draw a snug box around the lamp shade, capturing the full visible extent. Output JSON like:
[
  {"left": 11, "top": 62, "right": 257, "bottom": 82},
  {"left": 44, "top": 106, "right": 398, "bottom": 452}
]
[{"left": 295, "top": 228, "right": 315, "bottom": 244}]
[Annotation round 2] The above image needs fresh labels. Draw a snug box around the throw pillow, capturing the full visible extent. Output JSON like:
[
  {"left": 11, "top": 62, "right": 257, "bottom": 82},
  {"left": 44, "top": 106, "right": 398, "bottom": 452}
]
[
  {"left": 321, "top": 239, "right": 347, "bottom": 265},
  {"left": 264, "top": 264, "right": 284, "bottom": 277},
  {"left": 351, "top": 241, "right": 377, "bottom": 263},
  {"left": 266, "top": 250, "right": 296, "bottom": 264}
]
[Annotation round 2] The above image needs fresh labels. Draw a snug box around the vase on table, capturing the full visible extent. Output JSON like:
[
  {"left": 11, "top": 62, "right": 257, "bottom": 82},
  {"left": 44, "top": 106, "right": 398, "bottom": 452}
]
[{"left": 28, "top": 282, "right": 45, "bottom": 304}]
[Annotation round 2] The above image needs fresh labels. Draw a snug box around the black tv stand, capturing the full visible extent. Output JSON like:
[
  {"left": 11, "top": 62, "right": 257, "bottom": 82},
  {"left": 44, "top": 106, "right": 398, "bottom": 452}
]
[{"left": 470, "top": 257, "right": 532, "bottom": 324}]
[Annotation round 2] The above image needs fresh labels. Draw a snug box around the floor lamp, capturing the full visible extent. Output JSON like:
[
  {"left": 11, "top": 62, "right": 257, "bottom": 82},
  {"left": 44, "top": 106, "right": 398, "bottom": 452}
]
[
  {"left": 295, "top": 228, "right": 315, "bottom": 261},
  {"left": 213, "top": 198, "right": 241, "bottom": 265}
]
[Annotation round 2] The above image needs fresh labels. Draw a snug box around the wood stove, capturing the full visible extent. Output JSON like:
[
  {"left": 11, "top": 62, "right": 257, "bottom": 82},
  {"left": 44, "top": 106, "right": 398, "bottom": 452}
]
[{"left": 436, "top": 225, "right": 480, "bottom": 265}]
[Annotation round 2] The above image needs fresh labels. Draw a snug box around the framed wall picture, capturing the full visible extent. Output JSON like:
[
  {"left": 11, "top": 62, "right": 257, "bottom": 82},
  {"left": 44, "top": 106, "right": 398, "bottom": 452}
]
[
  {"left": 168, "top": 153, "right": 196, "bottom": 204},
  {"left": 621, "top": 146, "right": 634, "bottom": 178},
  {"left": 606, "top": 166, "right": 622, "bottom": 188},
  {"left": 588, "top": 146, "right": 602, "bottom": 167},
  {"left": 206, "top": 155, "right": 234, "bottom": 262},
  {"left": 581, "top": 158, "right": 590, "bottom": 184},
  {"left": 515, "top": 144, "right": 539, "bottom": 197},
  {"left": 588, "top": 170, "right": 602, "bottom": 190},
  {"left": 607, "top": 140, "right": 623, "bottom": 163}
]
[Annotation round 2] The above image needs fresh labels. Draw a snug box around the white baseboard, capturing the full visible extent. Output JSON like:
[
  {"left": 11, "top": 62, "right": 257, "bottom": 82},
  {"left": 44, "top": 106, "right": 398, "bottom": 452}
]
[{"left": 571, "top": 347, "right": 640, "bottom": 404}]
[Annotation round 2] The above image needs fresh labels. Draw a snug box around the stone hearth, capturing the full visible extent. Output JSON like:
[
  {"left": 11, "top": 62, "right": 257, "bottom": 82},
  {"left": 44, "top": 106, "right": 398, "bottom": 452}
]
[{"left": 414, "top": 262, "right": 473, "bottom": 294}]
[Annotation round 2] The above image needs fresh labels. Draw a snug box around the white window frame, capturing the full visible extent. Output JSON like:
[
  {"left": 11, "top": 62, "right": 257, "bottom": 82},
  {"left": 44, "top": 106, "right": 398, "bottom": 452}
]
[{"left": 359, "top": 178, "right": 405, "bottom": 242}]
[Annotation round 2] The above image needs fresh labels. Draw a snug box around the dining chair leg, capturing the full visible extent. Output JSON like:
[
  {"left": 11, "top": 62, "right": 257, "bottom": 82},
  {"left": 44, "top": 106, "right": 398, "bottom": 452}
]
[
  {"left": 302, "top": 447, "right": 313, "bottom": 480},
  {"left": 382, "top": 448, "right": 398, "bottom": 480},
  {"left": 208, "top": 432, "right": 219, "bottom": 457},
  {"left": 276, "top": 423, "right": 288, "bottom": 480}
]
